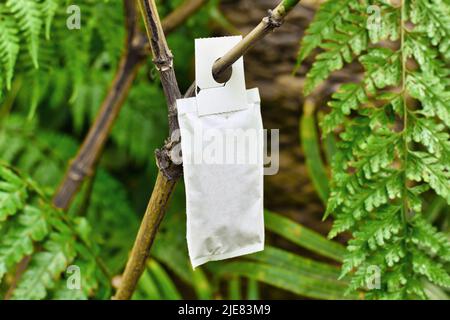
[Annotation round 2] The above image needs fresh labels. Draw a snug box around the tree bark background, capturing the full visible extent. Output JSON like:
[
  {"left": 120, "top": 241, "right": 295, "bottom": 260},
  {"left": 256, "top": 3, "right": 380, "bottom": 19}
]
[{"left": 219, "top": 0, "right": 330, "bottom": 234}]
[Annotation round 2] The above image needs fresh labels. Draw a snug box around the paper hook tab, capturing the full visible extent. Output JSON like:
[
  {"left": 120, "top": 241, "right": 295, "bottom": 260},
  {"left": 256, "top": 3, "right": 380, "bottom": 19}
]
[{"left": 195, "top": 36, "right": 248, "bottom": 116}]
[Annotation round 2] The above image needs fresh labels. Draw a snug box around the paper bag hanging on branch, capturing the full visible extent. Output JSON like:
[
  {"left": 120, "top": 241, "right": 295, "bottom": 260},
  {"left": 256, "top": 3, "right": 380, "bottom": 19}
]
[{"left": 176, "top": 36, "right": 265, "bottom": 268}]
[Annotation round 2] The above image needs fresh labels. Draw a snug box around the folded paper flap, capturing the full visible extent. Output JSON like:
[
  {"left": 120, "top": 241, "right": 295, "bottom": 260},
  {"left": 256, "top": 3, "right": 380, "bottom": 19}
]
[
  {"left": 195, "top": 36, "right": 248, "bottom": 116},
  {"left": 177, "top": 88, "right": 260, "bottom": 116},
  {"left": 195, "top": 36, "right": 244, "bottom": 90}
]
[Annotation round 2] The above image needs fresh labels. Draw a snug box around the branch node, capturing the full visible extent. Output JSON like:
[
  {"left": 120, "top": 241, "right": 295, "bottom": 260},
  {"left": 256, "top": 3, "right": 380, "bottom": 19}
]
[
  {"left": 265, "top": 9, "right": 284, "bottom": 28},
  {"left": 68, "top": 161, "right": 92, "bottom": 182},
  {"left": 153, "top": 55, "right": 174, "bottom": 72},
  {"left": 155, "top": 134, "right": 182, "bottom": 180},
  {"left": 155, "top": 144, "right": 182, "bottom": 181}
]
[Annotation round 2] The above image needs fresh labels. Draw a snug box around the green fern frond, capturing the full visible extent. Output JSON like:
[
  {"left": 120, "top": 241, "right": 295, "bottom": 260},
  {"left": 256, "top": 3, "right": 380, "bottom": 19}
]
[
  {"left": 0, "top": 5, "right": 20, "bottom": 90},
  {"left": 0, "top": 162, "right": 108, "bottom": 300},
  {"left": 6, "top": 0, "right": 43, "bottom": 67},
  {"left": 0, "top": 0, "right": 57, "bottom": 101},
  {"left": 0, "top": 115, "right": 78, "bottom": 188},
  {"left": 0, "top": 114, "right": 139, "bottom": 276},
  {"left": 299, "top": 0, "right": 450, "bottom": 299},
  {"left": 0, "top": 206, "right": 49, "bottom": 277},
  {"left": 0, "top": 0, "right": 122, "bottom": 109},
  {"left": 0, "top": 164, "right": 27, "bottom": 221},
  {"left": 321, "top": 48, "right": 401, "bottom": 134},
  {"left": 41, "top": 0, "right": 58, "bottom": 39},
  {"left": 409, "top": 0, "right": 450, "bottom": 59},
  {"left": 406, "top": 72, "right": 450, "bottom": 127},
  {"left": 299, "top": 0, "right": 369, "bottom": 94},
  {"left": 303, "top": 19, "right": 368, "bottom": 95},
  {"left": 297, "top": 0, "right": 354, "bottom": 66},
  {"left": 12, "top": 233, "right": 76, "bottom": 300}
]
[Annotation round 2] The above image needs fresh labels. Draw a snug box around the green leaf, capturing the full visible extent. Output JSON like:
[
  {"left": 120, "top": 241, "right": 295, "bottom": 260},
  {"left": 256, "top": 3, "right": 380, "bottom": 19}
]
[
  {"left": 0, "top": 206, "right": 49, "bottom": 278},
  {"left": 407, "top": 72, "right": 450, "bottom": 127},
  {"left": 302, "top": 0, "right": 450, "bottom": 299},
  {"left": 248, "top": 246, "right": 342, "bottom": 280},
  {"left": 301, "top": 99, "right": 330, "bottom": 203},
  {"left": 265, "top": 210, "right": 346, "bottom": 262},
  {"left": 297, "top": 0, "right": 354, "bottom": 65},
  {"left": 412, "top": 250, "right": 450, "bottom": 288},
  {"left": 304, "top": 22, "right": 367, "bottom": 94},
  {"left": 147, "top": 260, "right": 182, "bottom": 300},
  {"left": 408, "top": 151, "right": 450, "bottom": 204},
  {"left": 12, "top": 235, "right": 76, "bottom": 300},
  {"left": 134, "top": 269, "right": 161, "bottom": 300},
  {"left": 0, "top": 6, "right": 20, "bottom": 89},
  {"left": 6, "top": 0, "right": 43, "bottom": 67},
  {"left": 228, "top": 276, "right": 241, "bottom": 300},
  {"left": 246, "top": 279, "right": 259, "bottom": 300},
  {"left": 212, "top": 261, "right": 356, "bottom": 300}
]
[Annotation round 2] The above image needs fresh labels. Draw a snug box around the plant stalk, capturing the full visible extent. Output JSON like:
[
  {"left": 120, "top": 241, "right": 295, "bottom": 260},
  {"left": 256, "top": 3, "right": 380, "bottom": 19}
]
[
  {"left": 113, "top": 172, "right": 177, "bottom": 300},
  {"left": 211, "top": 0, "right": 299, "bottom": 80}
]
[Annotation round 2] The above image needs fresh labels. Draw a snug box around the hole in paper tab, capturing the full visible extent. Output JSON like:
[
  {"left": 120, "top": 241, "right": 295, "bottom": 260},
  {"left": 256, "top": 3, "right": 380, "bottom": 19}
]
[{"left": 212, "top": 58, "right": 232, "bottom": 84}]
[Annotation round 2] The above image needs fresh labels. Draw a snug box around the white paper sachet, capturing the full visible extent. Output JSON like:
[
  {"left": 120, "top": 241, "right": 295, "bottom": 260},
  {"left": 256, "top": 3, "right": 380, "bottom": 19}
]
[{"left": 176, "top": 36, "right": 264, "bottom": 268}]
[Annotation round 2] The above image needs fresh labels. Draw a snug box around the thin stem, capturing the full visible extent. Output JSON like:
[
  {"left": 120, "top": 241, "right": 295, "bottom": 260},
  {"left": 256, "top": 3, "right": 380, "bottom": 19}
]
[
  {"left": 139, "top": 0, "right": 182, "bottom": 135},
  {"left": 211, "top": 0, "right": 301, "bottom": 84},
  {"left": 399, "top": 2, "right": 415, "bottom": 298},
  {"left": 400, "top": 1, "right": 410, "bottom": 223},
  {"left": 113, "top": 172, "right": 177, "bottom": 300},
  {"left": 184, "top": 0, "right": 301, "bottom": 96},
  {"left": 75, "top": 170, "right": 97, "bottom": 217},
  {"left": 113, "top": 0, "right": 182, "bottom": 300},
  {"left": 115, "top": 0, "right": 302, "bottom": 300},
  {"left": 4, "top": 256, "right": 31, "bottom": 300}
]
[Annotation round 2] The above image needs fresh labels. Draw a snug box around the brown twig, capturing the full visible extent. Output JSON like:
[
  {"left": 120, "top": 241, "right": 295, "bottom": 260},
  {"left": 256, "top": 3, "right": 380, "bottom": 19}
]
[
  {"left": 113, "top": 172, "right": 178, "bottom": 300},
  {"left": 4, "top": 255, "right": 31, "bottom": 300},
  {"left": 162, "top": 0, "right": 207, "bottom": 34},
  {"left": 113, "top": 0, "right": 183, "bottom": 300},
  {"left": 184, "top": 0, "right": 300, "bottom": 96},
  {"left": 211, "top": 0, "right": 298, "bottom": 80},
  {"left": 52, "top": 0, "right": 206, "bottom": 210},
  {"left": 114, "top": 0, "right": 302, "bottom": 300},
  {"left": 52, "top": 1, "right": 144, "bottom": 210}
]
